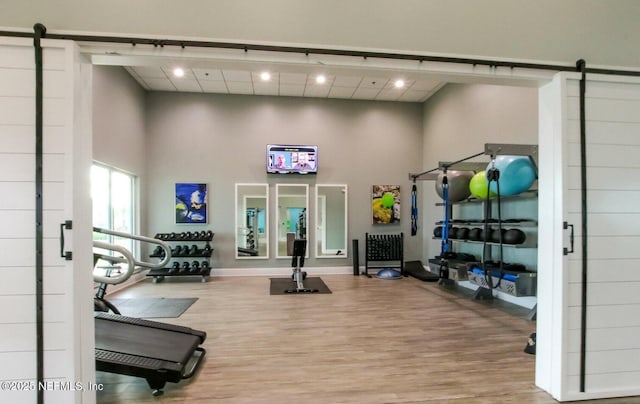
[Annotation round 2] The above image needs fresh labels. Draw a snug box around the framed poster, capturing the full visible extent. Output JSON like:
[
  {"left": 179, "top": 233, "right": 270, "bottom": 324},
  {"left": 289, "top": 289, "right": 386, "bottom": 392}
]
[
  {"left": 175, "top": 183, "right": 208, "bottom": 224},
  {"left": 372, "top": 185, "right": 400, "bottom": 224}
]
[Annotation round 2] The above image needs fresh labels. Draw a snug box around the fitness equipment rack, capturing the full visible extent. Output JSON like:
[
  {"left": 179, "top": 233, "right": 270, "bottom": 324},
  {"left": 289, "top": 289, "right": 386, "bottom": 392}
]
[
  {"left": 363, "top": 233, "right": 404, "bottom": 277},
  {"left": 147, "top": 230, "right": 214, "bottom": 282},
  {"left": 92, "top": 230, "right": 207, "bottom": 396},
  {"left": 410, "top": 143, "right": 539, "bottom": 319}
]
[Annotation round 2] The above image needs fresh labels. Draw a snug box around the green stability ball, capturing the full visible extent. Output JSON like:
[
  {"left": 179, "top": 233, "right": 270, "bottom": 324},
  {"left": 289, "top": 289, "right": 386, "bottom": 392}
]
[
  {"left": 381, "top": 192, "right": 395, "bottom": 208},
  {"left": 435, "top": 170, "right": 474, "bottom": 202},
  {"left": 469, "top": 170, "right": 496, "bottom": 199}
]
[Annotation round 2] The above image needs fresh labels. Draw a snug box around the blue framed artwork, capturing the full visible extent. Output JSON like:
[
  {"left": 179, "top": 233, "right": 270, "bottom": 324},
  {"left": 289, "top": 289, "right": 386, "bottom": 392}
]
[{"left": 175, "top": 183, "right": 208, "bottom": 224}]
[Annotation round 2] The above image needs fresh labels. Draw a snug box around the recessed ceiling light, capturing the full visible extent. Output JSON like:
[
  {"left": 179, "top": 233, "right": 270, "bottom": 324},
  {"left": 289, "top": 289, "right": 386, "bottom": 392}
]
[
  {"left": 173, "top": 67, "right": 185, "bottom": 78},
  {"left": 260, "top": 71, "right": 271, "bottom": 81},
  {"left": 316, "top": 75, "right": 326, "bottom": 84},
  {"left": 394, "top": 79, "right": 405, "bottom": 88}
]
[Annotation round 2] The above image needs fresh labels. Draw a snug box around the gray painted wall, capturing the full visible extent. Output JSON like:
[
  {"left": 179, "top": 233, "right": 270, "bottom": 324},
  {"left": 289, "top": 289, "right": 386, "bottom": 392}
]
[
  {"left": 421, "top": 83, "right": 539, "bottom": 263},
  {"left": 92, "top": 65, "right": 149, "bottom": 234},
  {"left": 145, "top": 92, "right": 424, "bottom": 269},
  {"left": 3, "top": 1, "right": 639, "bottom": 69}
]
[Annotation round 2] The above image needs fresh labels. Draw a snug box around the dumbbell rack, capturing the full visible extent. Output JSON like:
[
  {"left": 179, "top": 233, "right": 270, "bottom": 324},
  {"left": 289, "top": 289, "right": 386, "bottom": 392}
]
[{"left": 147, "top": 231, "right": 214, "bottom": 283}]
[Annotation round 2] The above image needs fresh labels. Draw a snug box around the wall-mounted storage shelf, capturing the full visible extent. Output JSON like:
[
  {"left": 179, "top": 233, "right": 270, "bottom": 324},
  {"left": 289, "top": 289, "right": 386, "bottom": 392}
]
[
  {"left": 147, "top": 231, "right": 214, "bottom": 283},
  {"left": 431, "top": 188, "right": 538, "bottom": 309}
]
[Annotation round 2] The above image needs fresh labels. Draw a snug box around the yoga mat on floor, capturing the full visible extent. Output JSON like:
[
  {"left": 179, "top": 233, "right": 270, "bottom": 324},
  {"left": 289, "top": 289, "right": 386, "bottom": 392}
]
[
  {"left": 108, "top": 297, "right": 198, "bottom": 318},
  {"left": 270, "top": 277, "right": 332, "bottom": 295}
]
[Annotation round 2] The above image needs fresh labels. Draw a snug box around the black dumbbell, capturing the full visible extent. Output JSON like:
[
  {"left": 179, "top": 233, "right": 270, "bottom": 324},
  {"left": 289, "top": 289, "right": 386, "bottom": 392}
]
[
  {"left": 206, "top": 230, "right": 213, "bottom": 240},
  {"left": 180, "top": 261, "right": 190, "bottom": 274},
  {"left": 201, "top": 261, "right": 210, "bottom": 270},
  {"left": 188, "top": 245, "right": 199, "bottom": 256},
  {"left": 190, "top": 260, "right": 201, "bottom": 273},
  {"left": 168, "top": 261, "right": 180, "bottom": 274},
  {"left": 203, "top": 244, "right": 212, "bottom": 256}
]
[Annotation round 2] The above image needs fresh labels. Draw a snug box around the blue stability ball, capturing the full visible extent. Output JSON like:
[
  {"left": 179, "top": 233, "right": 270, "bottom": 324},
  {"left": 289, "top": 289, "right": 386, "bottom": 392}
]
[
  {"left": 487, "top": 156, "right": 536, "bottom": 196},
  {"left": 375, "top": 268, "right": 403, "bottom": 279}
]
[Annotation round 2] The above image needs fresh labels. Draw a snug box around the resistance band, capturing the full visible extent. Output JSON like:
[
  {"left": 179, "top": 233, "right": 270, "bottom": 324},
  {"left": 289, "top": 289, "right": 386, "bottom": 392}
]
[{"left": 411, "top": 183, "right": 418, "bottom": 236}]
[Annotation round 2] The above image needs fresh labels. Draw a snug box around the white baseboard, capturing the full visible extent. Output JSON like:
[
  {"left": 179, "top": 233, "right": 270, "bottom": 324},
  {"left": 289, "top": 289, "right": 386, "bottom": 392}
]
[{"left": 211, "top": 266, "right": 354, "bottom": 277}]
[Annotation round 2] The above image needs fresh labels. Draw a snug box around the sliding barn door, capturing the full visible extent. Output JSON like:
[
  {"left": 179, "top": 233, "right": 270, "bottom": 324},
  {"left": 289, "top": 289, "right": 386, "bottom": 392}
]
[
  {"left": 537, "top": 72, "right": 640, "bottom": 401},
  {"left": 0, "top": 37, "right": 94, "bottom": 404}
]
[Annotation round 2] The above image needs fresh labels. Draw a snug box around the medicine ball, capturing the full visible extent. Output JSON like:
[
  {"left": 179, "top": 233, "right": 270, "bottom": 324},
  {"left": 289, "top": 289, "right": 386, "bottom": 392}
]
[
  {"left": 487, "top": 156, "right": 536, "bottom": 196},
  {"left": 469, "top": 170, "right": 496, "bottom": 199},
  {"left": 456, "top": 227, "right": 469, "bottom": 240},
  {"left": 491, "top": 228, "right": 506, "bottom": 243},
  {"left": 468, "top": 227, "right": 482, "bottom": 241},
  {"left": 433, "top": 226, "right": 443, "bottom": 238},
  {"left": 449, "top": 227, "right": 459, "bottom": 239},
  {"left": 435, "top": 170, "right": 474, "bottom": 202},
  {"left": 503, "top": 228, "right": 526, "bottom": 244}
]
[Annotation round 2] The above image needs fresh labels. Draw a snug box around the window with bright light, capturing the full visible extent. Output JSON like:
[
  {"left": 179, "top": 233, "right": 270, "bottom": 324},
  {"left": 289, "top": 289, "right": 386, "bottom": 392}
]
[{"left": 91, "top": 163, "right": 137, "bottom": 275}]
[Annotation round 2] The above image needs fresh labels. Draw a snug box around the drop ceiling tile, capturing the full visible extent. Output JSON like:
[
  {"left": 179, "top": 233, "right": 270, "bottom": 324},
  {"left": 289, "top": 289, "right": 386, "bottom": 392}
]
[
  {"left": 280, "top": 73, "right": 307, "bottom": 85},
  {"left": 359, "top": 77, "right": 388, "bottom": 89},
  {"left": 131, "top": 66, "right": 167, "bottom": 79},
  {"left": 352, "top": 87, "right": 381, "bottom": 99},
  {"left": 225, "top": 81, "right": 254, "bottom": 94},
  {"left": 251, "top": 72, "right": 279, "bottom": 84},
  {"left": 199, "top": 80, "right": 229, "bottom": 93},
  {"left": 222, "top": 70, "right": 252, "bottom": 82},
  {"left": 161, "top": 67, "right": 195, "bottom": 80},
  {"left": 172, "top": 79, "right": 203, "bottom": 92},
  {"left": 279, "top": 84, "right": 305, "bottom": 97},
  {"left": 253, "top": 82, "right": 279, "bottom": 96},
  {"left": 192, "top": 68, "right": 224, "bottom": 81},
  {"left": 306, "top": 75, "right": 334, "bottom": 85},
  {"left": 411, "top": 79, "right": 442, "bottom": 91},
  {"left": 383, "top": 79, "right": 415, "bottom": 89},
  {"left": 398, "top": 90, "right": 431, "bottom": 102},
  {"left": 332, "top": 76, "right": 362, "bottom": 87},
  {"left": 376, "top": 88, "right": 403, "bottom": 101},
  {"left": 328, "top": 86, "right": 356, "bottom": 99},
  {"left": 141, "top": 78, "right": 176, "bottom": 91},
  {"left": 304, "top": 84, "right": 330, "bottom": 98},
  {"left": 125, "top": 67, "right": 150, "bottom": 90}
]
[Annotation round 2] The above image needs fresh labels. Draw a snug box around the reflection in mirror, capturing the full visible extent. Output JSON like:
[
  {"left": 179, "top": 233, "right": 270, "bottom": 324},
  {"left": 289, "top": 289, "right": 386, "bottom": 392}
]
[
  {"left": 235, "top": 184, "right": 269, "bottom": 259},
  {"left": 316, "top": 185, "right": 348, "bottom": 258},
  {"left": 276, "top": 184, "right": 309, "bottom": 258}
]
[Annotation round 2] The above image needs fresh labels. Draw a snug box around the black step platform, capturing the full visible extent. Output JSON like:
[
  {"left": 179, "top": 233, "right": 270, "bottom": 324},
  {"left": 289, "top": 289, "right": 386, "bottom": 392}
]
[{"left": 95, "top": 312, "right": 207, "bottom": 395}]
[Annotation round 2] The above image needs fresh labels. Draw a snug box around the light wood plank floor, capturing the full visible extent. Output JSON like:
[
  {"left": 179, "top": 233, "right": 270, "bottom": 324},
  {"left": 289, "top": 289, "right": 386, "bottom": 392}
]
[{"left": 96, "top": 275, "right": 639, "bottom": 403}]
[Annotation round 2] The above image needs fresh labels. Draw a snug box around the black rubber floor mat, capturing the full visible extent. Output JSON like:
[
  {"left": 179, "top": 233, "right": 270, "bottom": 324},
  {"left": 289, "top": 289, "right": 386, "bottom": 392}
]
[
  {"left": 270, "top": 277, "right": 332, "bottom": 294},
  {"left": 108, "top": 297, "right": 198, "bottom": 318}
]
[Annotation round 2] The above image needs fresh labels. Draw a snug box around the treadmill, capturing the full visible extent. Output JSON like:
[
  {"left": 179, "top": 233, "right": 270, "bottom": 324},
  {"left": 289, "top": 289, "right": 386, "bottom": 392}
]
[
  {"left": 92, "top": 227, "right": 208, "bottom": 396},
  {"left": 95, "top": 312, "right": 206, "bottom": 396}
]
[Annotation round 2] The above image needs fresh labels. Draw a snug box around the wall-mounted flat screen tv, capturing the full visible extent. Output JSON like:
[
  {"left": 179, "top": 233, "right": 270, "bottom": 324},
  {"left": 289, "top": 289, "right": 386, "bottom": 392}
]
[{"left": 267, "top": 144, "right": 318, "bottom": 174}]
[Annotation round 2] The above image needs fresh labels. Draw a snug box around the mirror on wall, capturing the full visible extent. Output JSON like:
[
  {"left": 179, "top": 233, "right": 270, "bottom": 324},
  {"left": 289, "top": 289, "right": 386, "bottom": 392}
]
[
  {"left": 276, "top": 184, "right": 309, "bottom": 258},
  {"left": 235, "top": 184, "right": 269, "bottom": 259},
  {"left": 315, "top": 184, "right": 348, "bottom": 258}
]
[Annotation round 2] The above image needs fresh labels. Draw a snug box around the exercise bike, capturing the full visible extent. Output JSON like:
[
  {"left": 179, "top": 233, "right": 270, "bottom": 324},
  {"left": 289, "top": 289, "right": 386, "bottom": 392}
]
[{"left": 285, "top": 238, "right": 318, "bottom": 293}]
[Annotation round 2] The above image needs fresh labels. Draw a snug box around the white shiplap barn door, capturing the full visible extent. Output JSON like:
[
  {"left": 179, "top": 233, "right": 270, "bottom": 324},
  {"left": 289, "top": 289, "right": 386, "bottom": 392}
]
[
  {"left": 537, "top": 72, "right": 640, "bottom": 401},
  {"left": 0, "top": 37, "right": 94, "bottom": 403}
]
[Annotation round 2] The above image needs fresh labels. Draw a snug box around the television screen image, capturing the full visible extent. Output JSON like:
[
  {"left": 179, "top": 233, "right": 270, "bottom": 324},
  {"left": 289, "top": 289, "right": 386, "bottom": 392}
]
[{"left": 267, "top": 145, "right": 318, "bottom": 174}]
